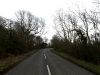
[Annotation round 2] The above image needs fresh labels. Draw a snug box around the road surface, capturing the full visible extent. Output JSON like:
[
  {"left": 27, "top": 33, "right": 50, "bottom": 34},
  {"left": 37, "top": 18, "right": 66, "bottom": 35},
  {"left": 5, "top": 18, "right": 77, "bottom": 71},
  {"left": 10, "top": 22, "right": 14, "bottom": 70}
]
[{"left": 5, "top": 49, "right": 95, "bottom": 75}]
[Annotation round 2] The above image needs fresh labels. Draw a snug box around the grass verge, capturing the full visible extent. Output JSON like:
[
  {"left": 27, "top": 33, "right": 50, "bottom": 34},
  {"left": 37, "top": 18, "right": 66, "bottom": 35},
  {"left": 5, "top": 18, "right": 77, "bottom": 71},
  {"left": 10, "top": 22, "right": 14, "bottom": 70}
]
[
  {"left": 0, "top": 50, "right": 37, "bottom": 75},
  {"left": 53, "top": 50, "right": 100, "bottom": 75}
]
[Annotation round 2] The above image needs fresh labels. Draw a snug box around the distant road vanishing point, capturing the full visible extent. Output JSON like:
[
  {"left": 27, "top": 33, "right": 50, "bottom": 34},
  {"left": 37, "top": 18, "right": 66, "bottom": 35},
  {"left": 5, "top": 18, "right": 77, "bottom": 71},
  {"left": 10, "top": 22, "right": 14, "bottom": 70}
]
[{"left": 5, "top": 49, "right": 95, "bottom": 75}]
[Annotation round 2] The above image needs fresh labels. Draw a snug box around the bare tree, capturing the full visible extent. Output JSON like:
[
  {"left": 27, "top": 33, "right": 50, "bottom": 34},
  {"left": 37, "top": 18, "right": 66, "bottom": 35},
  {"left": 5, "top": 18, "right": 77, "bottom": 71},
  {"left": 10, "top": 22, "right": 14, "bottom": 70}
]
[
  {"left": 67, "top": 14, "right": 78, "bottom": 42},
  {"left": 89, "top": 10, "right": 100, "bottom": 42},
  {"left": 54, "top": 10, "right": 71, "bottom": 41},
  {"left": 14, "top": 10, "right": 45, "bottom": 49},
  {"left": 78, "top": 10, "right": 91, "bottom": 44},
  {"left": 54, "top": 10, "right": 80, "bottom": 42},
  {"left": 15, "top": 10, "right": 45, "bottom": 35},
  {"left": 0, "top": 16, "right": 7, "bottom": 27}
]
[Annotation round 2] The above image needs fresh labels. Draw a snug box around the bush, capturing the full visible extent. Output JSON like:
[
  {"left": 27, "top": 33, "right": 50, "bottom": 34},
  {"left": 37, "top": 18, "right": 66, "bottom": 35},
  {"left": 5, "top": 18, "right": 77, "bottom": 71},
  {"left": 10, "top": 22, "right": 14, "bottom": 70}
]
[{"left": 51, "top": 35, "right": 100, "bottom": 65}]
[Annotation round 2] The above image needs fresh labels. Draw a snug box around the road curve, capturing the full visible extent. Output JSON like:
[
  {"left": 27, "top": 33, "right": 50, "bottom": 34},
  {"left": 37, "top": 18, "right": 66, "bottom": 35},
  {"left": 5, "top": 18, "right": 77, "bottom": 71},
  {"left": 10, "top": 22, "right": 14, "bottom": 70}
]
[{"left": 5, "top": 49, "right": 95, "bottom": 75}]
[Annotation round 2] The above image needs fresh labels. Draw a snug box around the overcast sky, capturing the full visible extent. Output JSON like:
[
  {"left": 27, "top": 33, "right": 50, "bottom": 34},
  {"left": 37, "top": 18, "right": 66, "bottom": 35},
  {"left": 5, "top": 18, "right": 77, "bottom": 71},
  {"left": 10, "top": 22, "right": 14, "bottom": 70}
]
[{"left": 0, "top": 0, "right": 97, "bottom": 40}]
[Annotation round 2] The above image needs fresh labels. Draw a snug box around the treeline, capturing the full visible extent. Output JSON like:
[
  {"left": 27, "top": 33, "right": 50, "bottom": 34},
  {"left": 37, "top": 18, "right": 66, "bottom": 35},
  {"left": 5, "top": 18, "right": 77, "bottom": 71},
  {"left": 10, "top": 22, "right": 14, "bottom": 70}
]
[
  {"left": 51, "top": 8, "right": 100, "bottom": 64},
  {"left": 0, "top": 10, "right": 46, "bottom": 57}
]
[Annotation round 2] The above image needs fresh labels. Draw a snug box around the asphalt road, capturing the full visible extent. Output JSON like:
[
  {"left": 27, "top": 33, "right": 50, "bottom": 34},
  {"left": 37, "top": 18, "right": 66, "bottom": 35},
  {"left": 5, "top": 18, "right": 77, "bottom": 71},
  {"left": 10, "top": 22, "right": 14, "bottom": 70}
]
[{"left": 5, "top": 49, "right": 95, "bottom": 75}]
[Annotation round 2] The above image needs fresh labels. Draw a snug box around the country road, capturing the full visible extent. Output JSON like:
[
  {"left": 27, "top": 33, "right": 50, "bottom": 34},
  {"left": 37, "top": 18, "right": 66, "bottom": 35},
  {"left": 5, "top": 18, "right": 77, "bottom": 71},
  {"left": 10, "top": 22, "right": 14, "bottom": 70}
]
[{"left": 5, "top": 49, "right": 95, "bottom": 75}]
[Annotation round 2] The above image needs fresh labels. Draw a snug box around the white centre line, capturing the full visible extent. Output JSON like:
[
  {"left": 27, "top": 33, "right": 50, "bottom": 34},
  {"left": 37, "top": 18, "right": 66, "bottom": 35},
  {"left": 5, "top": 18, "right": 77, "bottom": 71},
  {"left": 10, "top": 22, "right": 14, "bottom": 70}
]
[
  {"left": 44, "top": 53, "right": 45, "bottom": 57},
  {"left": 47, "top": 65, "right": 51, "bottom": 75},
  {"left": 44, "top": 53, "right": 51, "bottom": 75},
  {"left": 44, "top": 55, "right": 46, "bottom": 59},
  {"left": 44, "top": 53, "right": 46, "bottom": 59}
]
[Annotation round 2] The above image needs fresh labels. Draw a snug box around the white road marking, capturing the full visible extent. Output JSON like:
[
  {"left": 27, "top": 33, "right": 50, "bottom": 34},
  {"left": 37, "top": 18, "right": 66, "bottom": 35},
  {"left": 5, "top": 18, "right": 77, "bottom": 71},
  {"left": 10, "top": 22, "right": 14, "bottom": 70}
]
[
  {"left": 44, "top": 53, "right": 51, "bottom": 75},
  {"left": 44, "top": 53, "right": 45, "bottom": 56},
  {"left": 47, "top": 65, "right": 51, "bottom": 75},
  {"left": 45, "top": 55, "right": 46, "bottom": 59},
  {"left": 44, "top": 53, "right": 46, "bottom": 59}
]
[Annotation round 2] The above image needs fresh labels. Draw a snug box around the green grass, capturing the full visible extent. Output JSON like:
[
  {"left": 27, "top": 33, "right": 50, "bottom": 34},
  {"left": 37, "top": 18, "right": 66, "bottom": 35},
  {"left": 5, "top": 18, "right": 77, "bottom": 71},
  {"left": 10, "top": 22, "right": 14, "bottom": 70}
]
[
  {"left": 53, "top": 51, "right": 100, "bottom": 75},
  {"left": 0, "top": 50, "right": 37, "bottom": 74}
]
